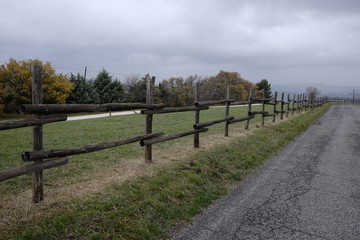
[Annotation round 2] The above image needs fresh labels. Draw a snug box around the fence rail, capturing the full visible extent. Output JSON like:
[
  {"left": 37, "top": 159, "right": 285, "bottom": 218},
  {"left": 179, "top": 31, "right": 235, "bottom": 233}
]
[{"left": 1, "top": 65, "right": 356, "bottom": 203}]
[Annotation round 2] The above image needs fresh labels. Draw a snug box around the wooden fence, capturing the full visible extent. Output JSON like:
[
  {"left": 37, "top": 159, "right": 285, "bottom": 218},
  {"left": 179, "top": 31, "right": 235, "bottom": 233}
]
[{"left": 0, "top": 65, "right": 331, "bottom": 202}]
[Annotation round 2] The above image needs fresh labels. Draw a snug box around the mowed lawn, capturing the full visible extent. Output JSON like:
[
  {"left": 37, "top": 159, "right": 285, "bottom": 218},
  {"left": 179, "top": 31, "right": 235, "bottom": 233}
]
[{"left": 0, "top": 105, "right": 269, "bottom": 196}]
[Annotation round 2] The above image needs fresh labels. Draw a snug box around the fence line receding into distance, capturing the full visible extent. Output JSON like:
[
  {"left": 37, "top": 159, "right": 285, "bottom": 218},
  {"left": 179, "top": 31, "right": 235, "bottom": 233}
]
[{"left": 1, "top": 64, "right": 353, "bottom": 203}]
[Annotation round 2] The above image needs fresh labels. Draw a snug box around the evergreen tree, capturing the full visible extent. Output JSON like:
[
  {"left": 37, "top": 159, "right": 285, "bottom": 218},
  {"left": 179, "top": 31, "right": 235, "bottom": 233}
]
[
  {"left": 93, "top": 69, "right": 112, "bottom": 104},
  {"left": 68, "top": 73, "right": 99, "bottom": 104},
  {"left": 256, "top": 79, "right": 272, "bottom": 98},
  {"left": 107, "top": 80, "right": 125, "bottom": 103},
  {"left": 93, "top": 69, "right": 125, "bottom": 104}
]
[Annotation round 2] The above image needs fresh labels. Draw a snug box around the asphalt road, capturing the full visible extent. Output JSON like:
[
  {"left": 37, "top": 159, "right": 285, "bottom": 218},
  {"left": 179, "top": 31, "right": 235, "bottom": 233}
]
[{"left": 172, "top": 105, "right": 360, "bottom": 240}]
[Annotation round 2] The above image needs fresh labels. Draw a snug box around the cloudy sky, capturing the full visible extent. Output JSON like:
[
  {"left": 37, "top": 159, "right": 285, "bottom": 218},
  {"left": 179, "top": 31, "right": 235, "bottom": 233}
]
[{"left": 1, "top": 0, "right": 360, "bottom": 87}]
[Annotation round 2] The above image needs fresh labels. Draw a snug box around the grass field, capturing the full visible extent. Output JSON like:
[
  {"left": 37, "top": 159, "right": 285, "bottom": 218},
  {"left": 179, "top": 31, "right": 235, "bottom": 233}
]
[
  {"left": 0, "top": 104, "right": 330, "bottom": 239},
  {"left": 0, "top": 105, "right": 267, "bottom": 195}
]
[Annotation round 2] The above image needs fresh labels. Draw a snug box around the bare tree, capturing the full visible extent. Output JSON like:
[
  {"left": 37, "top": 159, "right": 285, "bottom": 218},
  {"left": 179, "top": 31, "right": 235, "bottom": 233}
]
[{"left": 306, "top": 86, "right": 320, "bottom": 101}]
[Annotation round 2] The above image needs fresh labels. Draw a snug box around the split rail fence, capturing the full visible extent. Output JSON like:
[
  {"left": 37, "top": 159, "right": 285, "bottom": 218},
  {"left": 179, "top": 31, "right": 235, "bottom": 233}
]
[{"left": 1, "top": 65, "right": 328, "bottom": 202}]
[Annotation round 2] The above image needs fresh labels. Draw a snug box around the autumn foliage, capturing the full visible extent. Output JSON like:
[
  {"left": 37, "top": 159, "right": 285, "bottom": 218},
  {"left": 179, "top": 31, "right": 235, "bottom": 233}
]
[
  {"left": 0, "top": 59, "right": 73, "bottom": 113},
  {"left": 0, "top": 58, "right": 267, "bottom": 113},
  {"left": 154, "top": 71, "right": 258, "bottom": 107}
]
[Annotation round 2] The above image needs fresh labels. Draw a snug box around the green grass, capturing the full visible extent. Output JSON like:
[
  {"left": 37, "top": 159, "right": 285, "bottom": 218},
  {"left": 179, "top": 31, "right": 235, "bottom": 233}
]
[
  {"left": 0, "top": 105, "right": 268, "bottom": 195},
  {"left": 0, "top": 104, "right": 330, "bottom": 239}
]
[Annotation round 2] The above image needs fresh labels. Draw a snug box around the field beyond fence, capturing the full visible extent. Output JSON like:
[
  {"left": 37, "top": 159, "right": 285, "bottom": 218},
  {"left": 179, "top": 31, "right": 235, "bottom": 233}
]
[{"left": 0, "top": 65, "right": 353, "bottom": 204}]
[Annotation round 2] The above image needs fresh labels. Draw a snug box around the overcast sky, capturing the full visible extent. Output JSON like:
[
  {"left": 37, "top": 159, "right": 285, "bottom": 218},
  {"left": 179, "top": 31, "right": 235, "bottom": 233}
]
[{"left": 1, "top": 0, "right": 360, "bottom": 87}]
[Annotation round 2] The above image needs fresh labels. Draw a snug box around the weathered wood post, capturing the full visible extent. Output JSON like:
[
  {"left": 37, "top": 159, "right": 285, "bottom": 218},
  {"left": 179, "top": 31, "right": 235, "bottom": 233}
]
[
  {"left": 261, "top": 89, "right": 265, "bottom": 126},
  {"left": 302, "top": 94, "right": 305, "bottom": 111},
  {"left": 31, "top": 64, "right": 44, "bottom": 203},
  {"left": 303, "top": 94, "right": 306, "bottom": 111},
  {"left": 194, "top": 82, "right": 200, "bottom": 148},
  {"left": 245, "top": 88, "right": 252, "bottom": 129},
  {"left": 145, "top": 76, "right": 155, "bottom": 163},
  {"left": 286, "top": 93, "right": 290, "bottom": 117},
  {"left": 298, "top": 94, "right": 301, "bottom": 112},
  {"left": 273, "top": 91, "right": 277, "bottom": 123},
  {"left": 225, "top": 86, "right": 230, "bottom": 137},
  {"left": 292, "top": 93, "right": 296, "bottom": 116},
  {"left": 280, "top": 92, "right": 285, "bottom": 120}
]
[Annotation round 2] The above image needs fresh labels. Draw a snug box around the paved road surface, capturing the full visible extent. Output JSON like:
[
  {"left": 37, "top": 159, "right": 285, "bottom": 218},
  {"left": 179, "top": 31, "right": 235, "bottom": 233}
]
[{"left": 172, "top": 105, "right": 360, "bottom": 240}]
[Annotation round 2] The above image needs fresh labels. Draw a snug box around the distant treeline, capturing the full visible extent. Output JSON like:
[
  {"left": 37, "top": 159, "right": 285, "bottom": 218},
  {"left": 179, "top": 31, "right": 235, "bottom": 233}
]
[{"left": 0, "top": 58, "right": 271, "bottom": 113}]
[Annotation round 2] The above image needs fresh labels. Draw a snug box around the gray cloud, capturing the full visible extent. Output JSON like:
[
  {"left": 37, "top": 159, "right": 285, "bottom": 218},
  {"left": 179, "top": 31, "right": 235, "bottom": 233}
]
[{"left": 1, "top": 0, "right": 360, "bottom": 87}]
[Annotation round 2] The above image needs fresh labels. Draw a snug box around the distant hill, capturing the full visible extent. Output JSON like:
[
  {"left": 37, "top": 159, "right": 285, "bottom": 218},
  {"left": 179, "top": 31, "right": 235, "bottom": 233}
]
[{"left": 271, "top": 83, "right": 360, "bottom": 98}]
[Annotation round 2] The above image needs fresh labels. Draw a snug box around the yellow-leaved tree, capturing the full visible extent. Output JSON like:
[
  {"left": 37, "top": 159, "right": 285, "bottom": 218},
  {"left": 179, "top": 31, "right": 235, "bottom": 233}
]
[
  {"left": 0, "top": 58, "right": 73, "bottom": 113},
  {"left": 201, "top": 71, "right": 256, "bottom": 101}
]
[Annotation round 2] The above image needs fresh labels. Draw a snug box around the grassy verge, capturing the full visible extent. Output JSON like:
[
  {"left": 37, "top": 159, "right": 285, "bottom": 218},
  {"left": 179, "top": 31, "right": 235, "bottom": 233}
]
[
  {"left": 1, "top": 104, "right": 330, "bottom": 240},
  {"left": 0, "top": 105, "right": 267, "bottom": 195}
]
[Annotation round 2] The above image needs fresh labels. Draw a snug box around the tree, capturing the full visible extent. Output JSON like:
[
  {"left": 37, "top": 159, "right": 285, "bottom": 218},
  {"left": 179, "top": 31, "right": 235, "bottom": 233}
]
[
  {"left": 67, "top": 73, "right": 99, "bottom": 104},
  {"left": 107, "top": 80, "right": 124, "bottom": 103},
  {"left": 199, "top": 71, "right": 255, "bottom": 101},
  {"left": 93, "top": 69, "right": 125, "bottom": 104},
  {"left": 256, "top": 79, "right": 272, "bottom": 98},
  {"left": 93, "top": 69, "right": 112, "bottom": 104},
  {"left": 306, "top": 86, "right": 320, "bottom": 101},
  {"left": 0, "top": 58, "right": 73, "bottom": 113},
  {"left": 156, "top": 77, "right": 194, "bottom": 107},
  {"left": 123, "top": 74, "right": 147, "bottom": 103}
]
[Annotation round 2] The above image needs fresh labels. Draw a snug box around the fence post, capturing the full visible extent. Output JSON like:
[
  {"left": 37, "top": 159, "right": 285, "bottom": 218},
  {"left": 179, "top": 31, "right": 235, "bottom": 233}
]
[
  {"left": 302, "top": 94, "right": 305, "bottom": 111},
  {"left": 292, "top": 93, "right": 295, "bottom": 115},
  {"left": 273, "top": 91, "right": 277, "bottom": 122},
  {"left": 145, "top": 76, "right": 155, "bottom": 163},
  {"left": 303, "top": 94, "right": 306, "bottom": 111},
  {"left": 286, "top": 93, "right": 290, "bottom": 117},
  {"left": 298, "top": 94, "right": 301, "bottom": 112},
  {"left": 194, "top": 82, "right": 200, "bottom": 148},
  {"left": 245, "top": 88, "right": 252, "bottom": 129},
  {"left": 225, "top": 86, "right": 230, "bottom": 137},
  {"left": 261, "top": 89, "right": 265, "bottom": 126},
  {"left": 280, "top": 92, "right": 284, "bottom": 120},
  {"left": 31, "top": 64, "right": 44, "bottom": 203}
]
